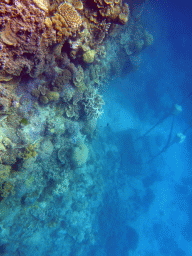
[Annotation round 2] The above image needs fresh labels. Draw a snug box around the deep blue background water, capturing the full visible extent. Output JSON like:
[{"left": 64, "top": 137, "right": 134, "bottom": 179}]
[{"left": 94, "top": 0, "right": 192, "bottom": 255}]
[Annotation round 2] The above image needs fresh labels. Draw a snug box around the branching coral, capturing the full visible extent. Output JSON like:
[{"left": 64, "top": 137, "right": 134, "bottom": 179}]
[{"left": 82, "top": 87, "right": 105, "bottom": 120}]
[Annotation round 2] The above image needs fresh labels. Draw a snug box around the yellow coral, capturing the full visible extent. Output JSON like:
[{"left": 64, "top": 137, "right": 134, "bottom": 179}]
[
  {"left": 46, "top": 91, "right": 60, "bottom": 101},
  {"left": 44, "top": 17, "right": 53, "bottom": 28},
  {"left": 50, "top": 2, "right": 83, "bottom": 42},
  {"left": 83, "top": 50, "right": 96, "bottom": 63},
  {"left": 58, "top": 2, "right": 82, "bottom": 30},
  {"left": 0, "top": 22, "right": 17, "bottom": 46}
]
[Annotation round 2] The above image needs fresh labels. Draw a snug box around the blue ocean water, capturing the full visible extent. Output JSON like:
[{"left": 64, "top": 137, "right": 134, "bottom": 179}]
[
  {"left": 95, "top": 1, "right": 192, "bottom": 255},
  {"left": 0, "top": 0, "right": 192, "bottom": 255}
]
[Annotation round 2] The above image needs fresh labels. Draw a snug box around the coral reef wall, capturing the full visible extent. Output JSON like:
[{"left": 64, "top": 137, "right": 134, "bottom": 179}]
[
  {"left": 0, "top": 0, "right": 154, "bottom": 255},
  {"left": 0, "top": 0, "right": 129, "bottom": 79}
]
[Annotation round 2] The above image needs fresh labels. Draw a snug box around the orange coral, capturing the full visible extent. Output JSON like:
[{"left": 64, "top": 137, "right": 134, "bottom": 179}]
[
  {"left": 49, "top": 2, "right": 83, "bottom": 42},
  {"left": 58, "top": 3, "right": 82, "bottom": 30}
]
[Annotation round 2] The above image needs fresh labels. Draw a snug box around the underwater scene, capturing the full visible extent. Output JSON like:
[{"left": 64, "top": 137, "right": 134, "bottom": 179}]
[{"left": 0, "top": 0, "right": 192, "bottom": 255}]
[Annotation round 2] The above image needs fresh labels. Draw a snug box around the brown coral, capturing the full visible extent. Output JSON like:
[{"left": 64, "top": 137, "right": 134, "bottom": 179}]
[
  {"left": 0, "top": 0, "right": 53, "bottom": 77},
  {"left": 0, "top": 0, "right": 129, "bottom": 79},
  {"left": 54, "top": 68, "right": 72, "bottom": 91},
  {"left": 0, "top": 82, "right": 20, "bottom": 112},
  {"left": 87, "top": 0, "right": 129, "bottom": 24}
]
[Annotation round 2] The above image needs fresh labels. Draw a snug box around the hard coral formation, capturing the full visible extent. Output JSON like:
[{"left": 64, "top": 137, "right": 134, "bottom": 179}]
[
  {"left": 0, "top": 0, "right": 50, "bottom": 78},
  {"left": 71, "top": 141, "right": 89, "bottom": 167},
  {"left": 93, "top": 0, "right": 129, "bottom": 24},
  {"left": 58, "top": 2, "right": 82, "bottom": 31},
  {"left": 46, "top": 91, "right": 60, "bottom": 101},
  {"left": 50, "top": 2, "right": 83, "bottom": 42},
  {"left": 0, "top": 0, "right": 130, "bottom": 79},
  {"left": 33, "top": 0, "right": 50, "bottom": 12}
]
